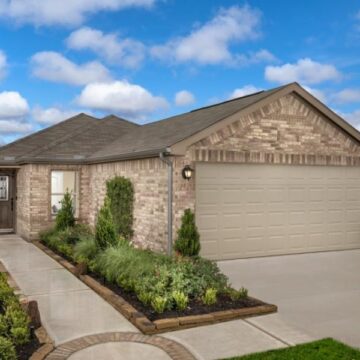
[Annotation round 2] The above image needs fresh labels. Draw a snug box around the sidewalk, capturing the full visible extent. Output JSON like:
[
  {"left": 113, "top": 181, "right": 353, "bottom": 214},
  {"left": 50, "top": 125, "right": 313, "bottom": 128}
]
[
  {"left": 0, "top": 234, "right": 137, "bottom": 345},
  {"left": 0, "top": 234, "right": 308, "bottom": 360}
]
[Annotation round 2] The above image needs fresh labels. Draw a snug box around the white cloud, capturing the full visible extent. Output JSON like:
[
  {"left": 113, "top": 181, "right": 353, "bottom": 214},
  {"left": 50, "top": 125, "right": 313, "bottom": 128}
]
[
  {"left": 302, "top": 86, "right": 327, "bottom": 103},
  {"left": 0, "top": 91, "right": 32, "bottom": 138},
  {"left": 0, "top": 50, "right": 7, "bottom": 80},
  {"left": 333, "top": 88, "right": 360, "bottom": 104},
  {"left": 0, "top": 91, "right": 29, "bottom": 118},
  {"left": 66, "top": 27, "right": 145, "bottom": 69},
  {"left": 151, "top": 5, "right": 267, "bottom": 66},
  {"left": 0, "top": 0, "right": 156, "bottom": 27},
  {"left": 0, "top": 120, "right": 32, "bottom": 134},
  {"left": 341, "top": 109, "right": 360, "bottom": 130},
  {"left": 32, "top": 106, "right": 80, "bottom": 125},
  {"left": 265, "top": 58, "right": 341, "bottom": 85},
  {"left": 77, "top": 81, "right": 168, "bottom": 119},
  {"left": 31, "top": 51, "right": 112, "bottom": 86},
  {"left": 230, "top": 85, "right": 262, "bottom": 99},
  {"left": 175, "top": 90, "right": 195, "bottom": 106}
]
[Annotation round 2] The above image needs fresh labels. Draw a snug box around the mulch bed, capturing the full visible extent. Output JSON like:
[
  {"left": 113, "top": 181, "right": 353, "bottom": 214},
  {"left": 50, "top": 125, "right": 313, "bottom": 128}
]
[
  {"left": 44, "top": 242, "right": 266, "bottom": 321},
  {"left": 16, "top": 336, "right": 41, "bottom": 360},
  {"left": 37, "top": 241, "right": 277, "bottom": 334},
  {"left": 89, "top": 270, "right": 265, "bottom": 321}
]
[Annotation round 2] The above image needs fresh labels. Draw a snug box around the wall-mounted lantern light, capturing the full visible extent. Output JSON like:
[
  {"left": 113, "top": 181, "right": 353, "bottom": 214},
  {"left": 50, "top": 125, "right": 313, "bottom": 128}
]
[{"left": 182, "top": 165, "right": 194, "bottom": 180}]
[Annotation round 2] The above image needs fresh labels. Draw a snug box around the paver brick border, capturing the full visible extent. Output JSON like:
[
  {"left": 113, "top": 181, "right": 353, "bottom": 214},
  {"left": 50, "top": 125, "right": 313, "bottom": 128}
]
[
  {"left": 0, "top": 261, "right": 54, "bottom": 360},
  {"left": 34, "top": 241, "right": 277, "bottom": 334},
  {"left": 45, "top": 331, "right": 197, "bottom": 360}
]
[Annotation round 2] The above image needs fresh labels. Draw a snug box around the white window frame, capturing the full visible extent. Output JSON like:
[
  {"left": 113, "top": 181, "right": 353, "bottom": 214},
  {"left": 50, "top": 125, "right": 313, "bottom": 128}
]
[{"left": 51, "top": 170, "right": 79, "bottom": 217}]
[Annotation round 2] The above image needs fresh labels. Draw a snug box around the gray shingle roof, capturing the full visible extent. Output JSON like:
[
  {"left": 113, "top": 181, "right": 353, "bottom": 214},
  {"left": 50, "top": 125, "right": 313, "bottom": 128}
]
[
  {"left": 0, "top": 83, "right": 324, "bottom": 165},
  {"left": 89, "top": 86, "right": 282, "bottom": 162}
]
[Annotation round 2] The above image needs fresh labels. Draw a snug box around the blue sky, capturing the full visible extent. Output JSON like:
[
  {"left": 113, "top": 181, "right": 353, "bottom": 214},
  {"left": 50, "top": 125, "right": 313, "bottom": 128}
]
[{"left": 0, "top": 0, "right": 360, "bottom": 144}]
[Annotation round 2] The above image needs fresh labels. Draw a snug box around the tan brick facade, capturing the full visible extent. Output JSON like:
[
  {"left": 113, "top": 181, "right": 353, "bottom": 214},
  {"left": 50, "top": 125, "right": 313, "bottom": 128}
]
[
  {"left": 13, "top": 92, "right": 360, "bottom": 250},
  {"left": 85, "top": 159, "right": 168, "bottom": 252}
]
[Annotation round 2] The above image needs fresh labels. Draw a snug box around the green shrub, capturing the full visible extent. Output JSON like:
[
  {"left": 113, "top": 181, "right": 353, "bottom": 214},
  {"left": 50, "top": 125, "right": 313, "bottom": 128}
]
[
  {"left": 172, "top": 290, "right": 188, "bottom": 311},
  {"left": 5, "top": 305, "right": 30, "bottom": 346},
  {"left": 40, "top": 228, "right": 74, "bottom": 260},
  {"left": 10, "top": 326, "right": 30, "bottom": 346},
  {"left": 55, "top": 190, "right": 75, "bottom": 230},
  {"left": 174, "top": 209, "right": 200, "bottom": 257},
  {"left": 227, "top": 287, "right": 248, "bottom": 301},
  {"left": 0, "top": 336, "right": 16, "bottom": 360},
  {"left": 0, "top": 273, "right": 31, "bottom": 355},
  {"left": 106, "top": 176, "right": 134, "bottom": 240},
  {"left": 95, "top": 197, "right": 118, "bottom": 250},
  {"left": 62, "top": 224, "right": 93, "bottom": 245},
  {"left": 151, "top": 295, "right": 168, "bottom": 313},
  {"left": 202, "top": 288, "right": 217, "bottom": 306},
  {"left": 0, "top": 315, "right": 7, "bottom": 336},
  {"left": 73, "top": 234, "right": 98, "bottom": 265}
]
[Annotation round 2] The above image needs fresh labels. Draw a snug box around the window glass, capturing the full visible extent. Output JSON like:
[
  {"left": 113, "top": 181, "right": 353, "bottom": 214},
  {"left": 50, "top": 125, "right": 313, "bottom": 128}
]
[
  {"left": 51, "top": 171, "right": 77, "bottom": 215},
  {"left": 0, "top": 176, "right": 8, "bottom": 201}
]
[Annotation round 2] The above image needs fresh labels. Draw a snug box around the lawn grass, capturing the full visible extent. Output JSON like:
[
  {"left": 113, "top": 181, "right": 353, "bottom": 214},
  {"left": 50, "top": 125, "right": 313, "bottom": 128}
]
[{"left": 224, "top": 338, "right": 360, "bottom": 360}]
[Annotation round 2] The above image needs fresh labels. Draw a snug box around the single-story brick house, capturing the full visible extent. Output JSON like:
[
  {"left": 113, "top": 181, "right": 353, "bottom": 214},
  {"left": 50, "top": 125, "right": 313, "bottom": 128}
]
[{"left": 1, "top": 82, "right": 360, "bottom": 260}]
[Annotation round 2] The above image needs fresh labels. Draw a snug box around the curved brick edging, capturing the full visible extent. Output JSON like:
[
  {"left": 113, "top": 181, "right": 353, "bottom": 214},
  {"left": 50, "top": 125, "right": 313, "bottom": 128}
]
[{"left": 45, "top": 332, "right": 197, "bottom": 360}]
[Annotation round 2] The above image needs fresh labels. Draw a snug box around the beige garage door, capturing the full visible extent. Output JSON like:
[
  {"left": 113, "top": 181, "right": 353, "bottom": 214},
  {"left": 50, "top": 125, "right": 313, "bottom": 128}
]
[{"left": 196, "top": 163, "right": 360, "bottom": 260}]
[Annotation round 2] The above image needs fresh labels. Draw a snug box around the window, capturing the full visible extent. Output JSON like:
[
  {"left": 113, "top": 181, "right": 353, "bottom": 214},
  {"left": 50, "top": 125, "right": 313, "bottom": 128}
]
[
  {"left": 0, "top": 176, "right": 8, "bottom": 201},
  {"left": 51, "top": 171, "right": 78, "bottom": 216}
]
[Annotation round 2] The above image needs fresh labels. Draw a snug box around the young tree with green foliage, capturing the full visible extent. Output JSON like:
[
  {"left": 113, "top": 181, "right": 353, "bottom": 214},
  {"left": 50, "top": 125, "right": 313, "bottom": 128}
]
[
  {"left": 106, "top": 176, "right": 134, "bottom": 240},
  {"left": 95, "top": 196, "right": 117, "bottom": 250},
  {"left": 174, "top": 209, "right": 201, "bottom": 257},
  {"left": 55, "top": 190, "right": 75, "bottom": 230}
]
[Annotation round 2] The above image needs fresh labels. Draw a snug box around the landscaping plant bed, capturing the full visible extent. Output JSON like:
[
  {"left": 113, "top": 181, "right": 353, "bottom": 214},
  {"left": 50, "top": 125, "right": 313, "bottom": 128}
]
[
  {"left": 89, "top": 270, "right": 267, "bottom": 321},
  {"left": 34, "top": 240, "right": 277, "bottom": 334},
  {"left": 0, "top": 262, "right": 54, "bottom": 360}
]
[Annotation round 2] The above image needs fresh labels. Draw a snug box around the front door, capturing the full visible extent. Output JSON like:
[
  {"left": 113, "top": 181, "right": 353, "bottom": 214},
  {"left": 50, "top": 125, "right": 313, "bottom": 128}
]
[{"left": 0, "top": 172, "right": 15, "bottom": 232}]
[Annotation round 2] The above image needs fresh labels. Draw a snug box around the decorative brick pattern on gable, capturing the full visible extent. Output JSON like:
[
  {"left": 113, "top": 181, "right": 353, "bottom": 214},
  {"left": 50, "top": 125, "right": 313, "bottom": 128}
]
[{"left": 193, "top": 93, "right": 360, "bottom": 157}]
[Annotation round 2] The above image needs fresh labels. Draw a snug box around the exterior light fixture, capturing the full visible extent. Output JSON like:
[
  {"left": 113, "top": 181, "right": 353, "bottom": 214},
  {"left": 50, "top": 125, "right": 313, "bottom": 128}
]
[{"left": 182, "top": 165, "right": 193, "bottom": 180}]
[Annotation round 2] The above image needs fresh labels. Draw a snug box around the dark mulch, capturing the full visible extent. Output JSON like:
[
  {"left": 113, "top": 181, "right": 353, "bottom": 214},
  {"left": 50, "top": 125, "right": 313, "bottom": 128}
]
[
  {"left": 89, "top": 271, "right": 265, "bottom": 321},
  {"left": 40, "top": 241, "right": 267, "bottom": 321},
  {"left": 16, "top": 335, "right": 41, "bottom": 360}
]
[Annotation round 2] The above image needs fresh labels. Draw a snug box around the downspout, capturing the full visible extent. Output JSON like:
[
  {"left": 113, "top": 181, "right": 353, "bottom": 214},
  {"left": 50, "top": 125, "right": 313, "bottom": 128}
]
[{"left": 159, "top": 151, "right": 173, "bottom": 256}]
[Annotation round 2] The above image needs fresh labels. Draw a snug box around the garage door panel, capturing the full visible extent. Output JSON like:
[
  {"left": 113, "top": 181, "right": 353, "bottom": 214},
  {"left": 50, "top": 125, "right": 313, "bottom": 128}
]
[
  {"left": 222, "top": 188, "right": 244, "bottom": 203},
  {"left": 197, "top": 215, "right": 218, "bottom": 231},
  {"left": 196, "top": 163, "right": 360, "bottom": 260}
]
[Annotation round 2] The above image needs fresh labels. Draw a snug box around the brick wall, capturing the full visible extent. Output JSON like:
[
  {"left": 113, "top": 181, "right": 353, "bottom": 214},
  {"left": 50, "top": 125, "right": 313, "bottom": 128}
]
[
  {"left": 18, "top": 164, "right": 89, "bottom": 240},
  {"left": 85, "top": 159, "right": 168, "bottom": 252},
  {"left": 16, "top": 165, "right": 31, "bottom": 239}
]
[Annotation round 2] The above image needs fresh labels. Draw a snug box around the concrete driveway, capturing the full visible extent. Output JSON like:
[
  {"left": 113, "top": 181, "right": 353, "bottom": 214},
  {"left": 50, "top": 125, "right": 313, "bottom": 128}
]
[{"left": 219, "top": 249, "right": 360, "bottom": 349}]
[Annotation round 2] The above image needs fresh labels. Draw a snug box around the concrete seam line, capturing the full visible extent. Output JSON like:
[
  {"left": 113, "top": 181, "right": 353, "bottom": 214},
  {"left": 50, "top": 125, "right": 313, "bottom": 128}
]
[{"left": 243, "top": 319, "right": 291, "bottom": 347}]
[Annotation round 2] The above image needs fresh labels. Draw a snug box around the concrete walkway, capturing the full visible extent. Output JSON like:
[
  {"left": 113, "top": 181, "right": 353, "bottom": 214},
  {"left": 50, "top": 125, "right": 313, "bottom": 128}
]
[
  {"left": 219, "top": 249, "right": 360, "bottom": 349},
  {"left": 0, "top": 234, "right": 137, "bottom": 346},
  {"left": 0, "top": 234, "right": 304, "bottom": 360}
]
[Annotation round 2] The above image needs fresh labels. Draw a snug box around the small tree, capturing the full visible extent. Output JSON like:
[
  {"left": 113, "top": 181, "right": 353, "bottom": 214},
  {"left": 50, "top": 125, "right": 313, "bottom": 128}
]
[
  {"left": 95, "top": 196, "right": 117, "bottom": 250},
  {"left": 55, "top": 190, "right": 75, "bottom": 230},
  {"left": 174, "top": 209, "right": 201, "bottom": 257},
  {"left": 106, "top": 176, "right": 134, "bottom": 240}
]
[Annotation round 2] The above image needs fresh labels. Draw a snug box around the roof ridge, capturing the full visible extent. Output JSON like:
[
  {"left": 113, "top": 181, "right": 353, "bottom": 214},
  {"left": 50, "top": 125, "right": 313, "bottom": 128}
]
[
  {"left": 0, "top": 113, "right": 97, "bottom": 153},
  {"left": 18, "top": 115, "right": 100, "bottom": 159},
  {"left": 101, "top": 115, "right": 140, "bottom": 127}
]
